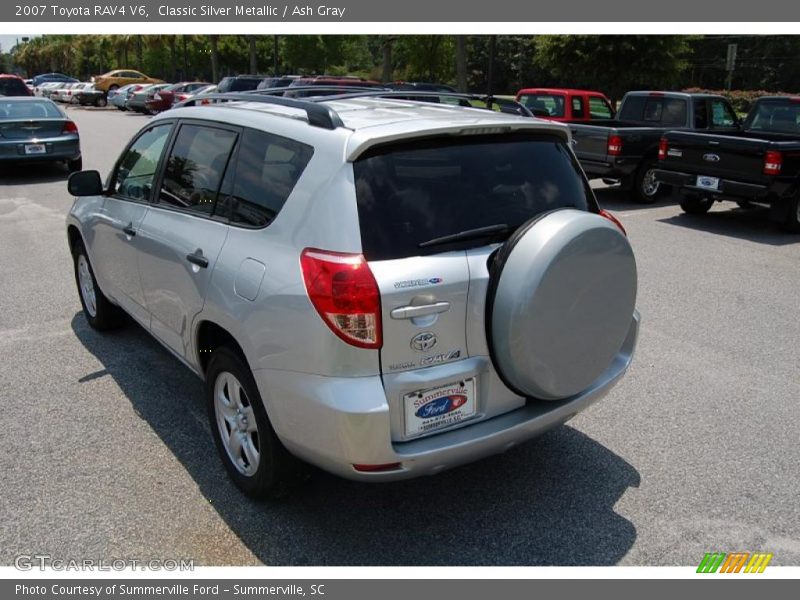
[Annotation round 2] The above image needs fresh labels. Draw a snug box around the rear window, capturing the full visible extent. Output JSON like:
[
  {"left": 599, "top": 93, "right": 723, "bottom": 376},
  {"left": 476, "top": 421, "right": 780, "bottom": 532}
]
[
  {"left": 0, "top": 78, "right": 32, "bottom": 97},
  {"left": 354, "top": 133, "right": 595, "bottom": 261},
  {"left": 619, "top": 96, "right": 687, "bottom": 126},
  {"left": 745, "top": 100, "right": 800, "bottom": 134},
  {"left": 0, "top": 100, "right": 62, "bottom": 119},
  {"left": 517, "top": 94, "right": 565, "bottom": 117}
]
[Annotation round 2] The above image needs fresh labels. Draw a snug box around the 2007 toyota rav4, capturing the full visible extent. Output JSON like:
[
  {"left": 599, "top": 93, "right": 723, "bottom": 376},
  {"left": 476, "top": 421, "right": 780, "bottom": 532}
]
[{"left": 66, "top": 91, "right": 640, "bottom": 498}]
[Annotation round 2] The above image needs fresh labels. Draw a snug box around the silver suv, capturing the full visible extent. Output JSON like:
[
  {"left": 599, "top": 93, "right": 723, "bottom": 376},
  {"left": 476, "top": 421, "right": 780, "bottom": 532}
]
[{"left": 66, "top": 92, "right": 640, "bottom": 498}]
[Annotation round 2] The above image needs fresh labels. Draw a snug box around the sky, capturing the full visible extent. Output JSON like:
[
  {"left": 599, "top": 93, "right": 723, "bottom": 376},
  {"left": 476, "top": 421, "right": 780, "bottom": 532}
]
[{"left": 0, "top": 35, "right": 39, "bottom": 54}]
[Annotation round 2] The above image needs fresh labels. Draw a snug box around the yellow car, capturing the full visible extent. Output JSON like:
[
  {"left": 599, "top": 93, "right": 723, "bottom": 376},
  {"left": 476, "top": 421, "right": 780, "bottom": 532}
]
[{"left": 91, "top": 70, "right": 164, "bottom": 94}]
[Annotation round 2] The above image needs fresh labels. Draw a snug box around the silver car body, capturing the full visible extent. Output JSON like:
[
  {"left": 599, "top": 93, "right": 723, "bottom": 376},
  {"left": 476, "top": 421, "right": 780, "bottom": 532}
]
[{"left": 66, "top": 98, "right": 639, "bottom": 481}]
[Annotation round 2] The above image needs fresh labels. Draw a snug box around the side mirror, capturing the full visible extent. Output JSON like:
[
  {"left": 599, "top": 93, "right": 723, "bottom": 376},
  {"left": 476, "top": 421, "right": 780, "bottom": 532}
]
[{"left": 68, "top": 170, "right": 104, "bottom": 196}]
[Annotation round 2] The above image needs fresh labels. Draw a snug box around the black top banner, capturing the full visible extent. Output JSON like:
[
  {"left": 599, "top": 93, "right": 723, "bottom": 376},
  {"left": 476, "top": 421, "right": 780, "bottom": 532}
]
[{"left": 2, "top": 0, "right": 794, "bottom": 22}]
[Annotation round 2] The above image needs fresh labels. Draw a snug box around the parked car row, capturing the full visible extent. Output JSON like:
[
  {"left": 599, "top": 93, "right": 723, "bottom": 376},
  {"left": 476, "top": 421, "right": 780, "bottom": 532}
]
[{"left": 108, "top": 81, "right": 215, "bottom": 114}]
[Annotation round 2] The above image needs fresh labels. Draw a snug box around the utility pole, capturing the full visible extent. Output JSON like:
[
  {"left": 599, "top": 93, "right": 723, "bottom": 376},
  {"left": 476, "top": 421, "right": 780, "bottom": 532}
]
[
  {"left": 725, "top": 43, "right": 737, "bottom": 91},
  {"left": 273, "top": 35, "right": 279, "bottom": 76},
  {"left": 486, "top": 35, "right": 496, "bottom": 110}
]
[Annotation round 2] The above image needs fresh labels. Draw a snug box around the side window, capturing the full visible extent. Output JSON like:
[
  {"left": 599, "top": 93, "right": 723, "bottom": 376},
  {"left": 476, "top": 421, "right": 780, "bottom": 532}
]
[
  {"left": 711, "top": 100, "right": 738, "bottom": 128},
  {"left": 218, "top": 128, "right": 314, "bottom": 228},
  {"left": 589, "top": 97, "right": 613, "bottom": 119},
  {"left": 157, "top": 124, "right": 238, "bottom": 216},
  {"left": 113, "top": 124, "right": 172, "bottom": 201},
  {"left": 571, "top": 97, "right": 585, "bottom": 119},
  {"left": 694, "top": 99, "right": 709, "bottom": 129}
]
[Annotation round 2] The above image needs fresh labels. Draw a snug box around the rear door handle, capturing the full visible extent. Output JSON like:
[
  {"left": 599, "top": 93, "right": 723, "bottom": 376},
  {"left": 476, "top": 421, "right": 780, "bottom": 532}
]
[
  {"left": 390, "top": 301, "right": 450, "bottom": 320},
  {"left": 186, "top": 249, "right": 209, "bottom": 269}
]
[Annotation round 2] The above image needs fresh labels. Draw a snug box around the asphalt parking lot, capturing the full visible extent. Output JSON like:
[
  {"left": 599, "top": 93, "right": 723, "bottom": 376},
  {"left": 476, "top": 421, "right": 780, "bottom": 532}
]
[{"left": 1, "top": 104, "right": 799, "bottom": 567}]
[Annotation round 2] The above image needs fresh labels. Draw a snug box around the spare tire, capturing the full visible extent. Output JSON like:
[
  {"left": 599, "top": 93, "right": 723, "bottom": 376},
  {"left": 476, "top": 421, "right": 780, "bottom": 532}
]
[{"left": 486, "top": 209, "right": 637, "bottom": 401}]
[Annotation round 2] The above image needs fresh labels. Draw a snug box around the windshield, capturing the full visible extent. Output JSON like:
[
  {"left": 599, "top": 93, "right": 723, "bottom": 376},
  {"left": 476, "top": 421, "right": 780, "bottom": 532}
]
[
  {"left": 0, "top": 100, "right": 63, "bottom": 119},
  {"left": 353, "top": 133, "right": 595, "bottom": 261}
]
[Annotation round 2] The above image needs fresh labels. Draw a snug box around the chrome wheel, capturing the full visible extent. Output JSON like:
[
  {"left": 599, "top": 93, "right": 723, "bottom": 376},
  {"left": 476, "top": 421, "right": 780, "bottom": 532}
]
[
  {"left": 641, "top": 168, "right": 660, "bottom": 197},
  {"left": 214, "top": 371, "right": 260, "bottom": 477},
  {"left": 77, "top": 254, "right": 97, "bottom": 318}
]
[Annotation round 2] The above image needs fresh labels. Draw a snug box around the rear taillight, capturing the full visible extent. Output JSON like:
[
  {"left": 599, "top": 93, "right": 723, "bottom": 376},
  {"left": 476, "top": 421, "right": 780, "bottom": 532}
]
[
  {"left": 607, "top": 135, "right": 623, "bottom": 156},
  {"left": 62, "top": 121, "right": 78, "bottom": 135},
  {"left": 600, "top": 209, "right": 627, "bottom": 236},
  {"left": 300, "top": 248, "right": 382, "bottom": 349},
  {"left": 658, "top": 137, "right": 668, "bottom": 160},
  {"left": 763, "top": 150, "right": 782, "bottom": 175}
]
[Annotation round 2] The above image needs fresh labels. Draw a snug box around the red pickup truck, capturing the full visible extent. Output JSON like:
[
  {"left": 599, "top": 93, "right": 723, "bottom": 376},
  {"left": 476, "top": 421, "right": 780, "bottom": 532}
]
[{"left": 515, "top": 88, "right": 615, "bottom": 122}]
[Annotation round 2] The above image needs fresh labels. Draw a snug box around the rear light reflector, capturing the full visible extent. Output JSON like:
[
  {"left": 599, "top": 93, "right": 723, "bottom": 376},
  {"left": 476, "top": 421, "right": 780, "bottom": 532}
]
[
  {"left": 607, "top": 135, "right": 623, "bottom": 156},
  {"left": 763, "top": 150, "right": 782, "bottom": 175},
  {"left": 300, "top": 248, "right": 382, "bottom": 349},
  {"left": 62, "top": 121, "right": 78, "bottom": 134},
  {"left": 658, "top": 137, "right": 668, "bottom": 160},
  {"left": 352, "top": 462, "right": 402, "bottom": 473},
  {"left": 600, "top": 209, "right": 627, "bottom": 236}
]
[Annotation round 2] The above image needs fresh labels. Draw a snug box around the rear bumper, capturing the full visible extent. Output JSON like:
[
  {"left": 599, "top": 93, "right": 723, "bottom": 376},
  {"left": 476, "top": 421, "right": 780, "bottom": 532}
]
[
  {"left": 579, "top": 157, "right": 639, "bottom": 180},
  {"left": 653, "top": 168, "right": 787, "bottom": 201},
  {"left": 0, "top": 137, "right": 80, "bottom": 162},
  {"left": 255, "top": 310, "right": 640, "bottom": 482}
]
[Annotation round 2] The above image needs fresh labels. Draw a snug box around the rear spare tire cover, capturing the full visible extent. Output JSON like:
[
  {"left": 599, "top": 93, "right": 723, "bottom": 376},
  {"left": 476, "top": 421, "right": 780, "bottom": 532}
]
[{"left": 488, "top": 209, "right": 637, "bottom": 400}]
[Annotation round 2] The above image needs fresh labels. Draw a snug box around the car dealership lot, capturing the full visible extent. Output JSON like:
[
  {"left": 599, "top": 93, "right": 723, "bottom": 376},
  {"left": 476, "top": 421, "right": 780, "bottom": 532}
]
[{"left": 1, "top": 106, "right": 799, "bottom": 566}]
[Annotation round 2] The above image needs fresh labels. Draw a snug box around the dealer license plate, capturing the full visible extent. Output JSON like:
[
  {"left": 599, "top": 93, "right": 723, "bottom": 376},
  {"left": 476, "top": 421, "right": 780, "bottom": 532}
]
[
  {"left": 696, "top": 175, "right": 719, "bottom": 190},
  {"left": 404, "top": 377, "right": 477, "bottom": 438},
  {"left": 25, "top": 144, "right": 46, "bottom": 155}
]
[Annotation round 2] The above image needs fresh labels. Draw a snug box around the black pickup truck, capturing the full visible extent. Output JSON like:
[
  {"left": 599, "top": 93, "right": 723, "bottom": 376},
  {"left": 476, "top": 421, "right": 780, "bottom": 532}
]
[
  {"left": 569, "top": 91, "right": 740, "bottom": 202},
  {"left": 654, "top": 96, "right": 800, "bottom": 232}
]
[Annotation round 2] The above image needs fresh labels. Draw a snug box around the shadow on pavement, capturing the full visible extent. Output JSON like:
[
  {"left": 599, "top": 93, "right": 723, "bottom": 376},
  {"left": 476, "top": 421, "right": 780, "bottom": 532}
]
[
  {"left": 658, "top": 205, "right": 800, "bottom": 246},
  {"left": 593, "top": 186, "right": 676, "bottom": 212},
  {"left": 71, "top": 312, "right": 640, "bottom": 566},
  {"left": 0, "top": 162, "right": 70, "bottom": 185}
]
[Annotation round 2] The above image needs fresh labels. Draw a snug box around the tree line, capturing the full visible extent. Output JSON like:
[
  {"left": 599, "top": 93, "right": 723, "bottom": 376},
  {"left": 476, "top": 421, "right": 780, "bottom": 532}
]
[{"left": 5, "top": 35, "right": 800, "bottom": 99}]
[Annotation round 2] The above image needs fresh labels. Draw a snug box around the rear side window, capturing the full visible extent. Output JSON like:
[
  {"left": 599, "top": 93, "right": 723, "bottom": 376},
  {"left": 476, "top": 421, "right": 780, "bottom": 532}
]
[
  {"left": 157, "top": 124, "right": 238, "bottom": 215},
  {"left": 589, "top": 96, "right": 613, "bottom": 119},
  {"left": 217, "top": 128, "right": 313, "bottom": 227},
  {"left": 354, "top": 134, "right": 594, "bottom": 261},
  {"left": 572, "top": 97, "right": 585, "bottom": 119}
]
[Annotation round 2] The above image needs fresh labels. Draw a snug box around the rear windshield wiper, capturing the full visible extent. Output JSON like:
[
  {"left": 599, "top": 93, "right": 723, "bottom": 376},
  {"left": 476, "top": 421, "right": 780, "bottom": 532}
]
[{"left": 418, "top": 224, "right": 513, "bottom": 248}]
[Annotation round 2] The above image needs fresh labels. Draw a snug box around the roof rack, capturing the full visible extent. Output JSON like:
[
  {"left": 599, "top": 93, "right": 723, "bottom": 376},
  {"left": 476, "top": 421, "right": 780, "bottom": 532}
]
[
  {"left": 176, "top": 92, "right": 346, "bottom": 129},
  {"left": 175, "top": 87, "right": 534, "bottom": 130}
]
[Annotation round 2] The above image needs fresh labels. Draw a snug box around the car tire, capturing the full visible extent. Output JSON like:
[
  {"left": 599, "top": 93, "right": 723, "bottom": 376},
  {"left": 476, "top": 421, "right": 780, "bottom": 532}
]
[
  {"left": 107, "top": 84, "right": 119, "bottom": 93},
  {"left": 72, "top": 240, "right": 125, "bottom": 331},
  {"left": 680, "top": 195, "right": 715, "bottom": 215},
  {"left": 95, "top": 95, "right": 108, "bottom": 108},
  {"left": 205, "top": 346, "right": 306, "bottom": 499},
  {"left": 633, "top": 160, "right": 668, "bottom": 204},
  {"left": 782, "top": 195, "right": 800, "bottom": 233},
  {"left": 67, "top": 157, "right": 83, "bottom": 172}
]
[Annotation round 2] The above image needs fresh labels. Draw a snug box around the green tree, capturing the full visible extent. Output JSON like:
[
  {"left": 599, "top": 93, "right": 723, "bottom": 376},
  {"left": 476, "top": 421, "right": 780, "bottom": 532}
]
[{"left": 535, "top": 35, "right": 692, "bottom": 102}]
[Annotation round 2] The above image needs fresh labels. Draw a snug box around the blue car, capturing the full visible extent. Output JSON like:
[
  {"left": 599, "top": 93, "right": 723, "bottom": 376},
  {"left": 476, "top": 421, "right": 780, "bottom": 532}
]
[
  {"left": 31, "top": 72, "right": 78, "bottom": 87},
  {"left": 0, "top": 97, "right": 82, "bottom": 171}
]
